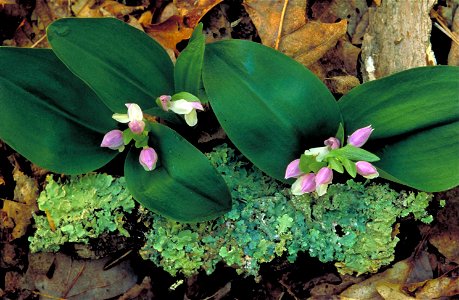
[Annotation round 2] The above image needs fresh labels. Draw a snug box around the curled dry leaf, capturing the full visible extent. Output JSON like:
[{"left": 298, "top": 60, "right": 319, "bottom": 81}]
[
  {"left": 408, "top": 276, "right": 459, "bottom": 298},
  {"left": 145, "top": 0, "right": 222, "bottom": 52}
]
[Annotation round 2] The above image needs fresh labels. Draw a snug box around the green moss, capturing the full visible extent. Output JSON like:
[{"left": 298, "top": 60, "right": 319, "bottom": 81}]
[
  {"left": 29, "top": 174, "right": 135, "bottom": 252},
  {"left": 140, "top": 145, "right": 433, "bottom": 277}
]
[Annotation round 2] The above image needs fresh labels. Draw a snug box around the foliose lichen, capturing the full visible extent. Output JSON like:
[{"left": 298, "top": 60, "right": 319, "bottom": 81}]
[
  {"left": 29, "top": 174, "right": 135, "bottom": 253},
  {"left": 139, "top": 145, "right": 433, "bottom": 277},
  {"left": 29, "top": 145, "right": 434, "bottom": 278}
]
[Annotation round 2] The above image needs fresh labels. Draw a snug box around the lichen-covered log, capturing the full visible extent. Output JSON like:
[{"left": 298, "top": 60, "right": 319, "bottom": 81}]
[{"left": 361, "top": 0, "right": 436, "bottom": 81}]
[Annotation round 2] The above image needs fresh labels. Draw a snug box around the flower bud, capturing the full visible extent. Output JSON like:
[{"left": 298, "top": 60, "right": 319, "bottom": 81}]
[
  {"left": 157, "top": 95, "right": 172, "bottom": 111},
  {"left": 139, "top": 147, "right": 158, "bottom": 171},
  {"left": 316, "top": 167, "right": 333, "bottom": 185},
  {"left": 324, "top": 137, "right": 340, "bottom": 149},
  {"left": 315, "top": 167, "right": 333, "bottom": 196},
  {"left": 348, "top": 125, "right": 374, "bottom": 148},
  {"left": 291, "top": 173, "right": 316, "bottom": 195},
  {"left": 355, "top": 161, "right": 379, "bottom": 179},
  {"left": 101, "top": 130, "right": 124, "bottom": 151},
  {"left": 285, "top": 159, "right": 302, "bottom": 179},
  {"left": 129, "top": 120, "right": 145, "bottom": 134}
]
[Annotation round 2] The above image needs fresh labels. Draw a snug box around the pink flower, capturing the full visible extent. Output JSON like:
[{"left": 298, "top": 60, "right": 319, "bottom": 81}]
[
  {"left": 112, "top": 103, "right": 145, "bottom": 134},
  {"left": 101, "top": 130, "right": 124, "bottom": 152},
  {"left": 315, "top": 167, "right": 333, "bottom": 196},
  {"left": 285, "top": 159, "right": 302, "bottom": 179},
  {"left": 324, "top": 137, "right": 340, "bottom": 149},
  {"left": 139, "top": 147, "right": 158, "bottom": 171},
  {"left": 356, "top": 161, "right": 379, "bottom": 179},
  {"left": 291, "top": 173, "right": 316, "bottom": 195},
  {"left": 348, "top": 125, "right": 374, "bottom": 148}
]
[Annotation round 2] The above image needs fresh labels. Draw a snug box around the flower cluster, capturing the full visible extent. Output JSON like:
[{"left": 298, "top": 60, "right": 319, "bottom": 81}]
[
  {"left": 156, "top": 92, "right": 204, "bottom": 127},
  {"left": 100, "top": 103, "right": 158, "bottom": 171},
  {"left": 285, "top": 125, "right": 379, "bottom": 196}
]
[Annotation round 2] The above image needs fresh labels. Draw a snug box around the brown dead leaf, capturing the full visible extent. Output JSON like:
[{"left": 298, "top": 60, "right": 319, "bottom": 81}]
[
  {"left": 119, "top": 276, "right": 153, "bottom": 300},
  {"left": 145, "top": 15, "right": 194, "bottom": 53},
  {"left": 279, "top": 19, "right": 348, "bottom": 66},
  {"left": 340, "top": 259, "right": 412, "bottom": 299},
  {"left": 429, "top": 229, "right": 459, "bottom": 263},
  {"left": 0, "top": 166, "right": 39, "bottom": 240},
  {"left": 311, "top": 0, "right": 368, "bottom": 38},
  {"left": 243, "top": 0, "right": 307, "bottom": 48},
  {"left": 0, "top": 0, "right": 16, "bottom": 5},
  {"left": 145, "top": 0, "right": 222, "bottom": 52},
  {"left": 326, "top": 75, "right": 360, "bottom": 94},
  {"left": 23, "top": 252, "right": 137, "bottom": 299},
  {"left": 409, "top": 276, "right": 459, "bottom": 298},
  {"left": 0, "top": 175, "right": 4, "bottom": 186},
  {"left": 100, "top": 0, "right": 147, "bottom": 17},
  {"left": 375, "top": 282, "right": 415, "bottom": 300},
  {"left": 448, "top": 6, "right": 459, "bottom": 65},
  {"left": 175, "top": 0, "right": 223, "bottom": 29}
]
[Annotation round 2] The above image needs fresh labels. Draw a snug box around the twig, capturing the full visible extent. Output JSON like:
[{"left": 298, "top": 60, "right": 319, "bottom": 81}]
[
  {"left": 275, "top": 0, "right": 289, "bottom": 50},
  {"left": 62, "top": 262, "right": 86, "bottom": 298},
  {"left": 31, "top": 34, "right": 47, "bottom": 48},
  {"left": 431, "top": 9, "right": 459, "bottom": 46}
]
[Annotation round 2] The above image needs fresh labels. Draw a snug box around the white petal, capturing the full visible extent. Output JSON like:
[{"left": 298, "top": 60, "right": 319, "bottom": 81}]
[
  {"left": 291, "top": 177, "right": 304, "bottom": 195},
  {"left": 316, "top": 184, "right": 328, "bottom": 196},
  {"left": 304, "top": 146, "right": 330, "bottom": 162},
  {"left": 169, "top": 99, "right": 194, "bottom": 114},
  {"left": 112, "top": 113, "right": 130, "bottom": 123},
  {"left": 184, "top": 110, "right": 198, "bottom": 126},
  {"left": 127, "top": 103, "right": 143, "bottom": 121}
]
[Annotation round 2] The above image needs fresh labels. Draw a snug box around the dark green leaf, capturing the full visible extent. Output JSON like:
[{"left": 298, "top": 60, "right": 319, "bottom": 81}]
[
  {"left": 0, "top": 47, "right": 116, "bottom": 174},
  {"left": 203, "top": 40, "right": 342, "bottom": 181},
  {"left": 374, "top": 121, "right": 459, "bottom": 192},
  {"left": 47, "top": 18, "right": 175, "bottom": 115},
  {"left": 339, "top": 66, "right": 459, "bottom": 139},
  {"left": 174, "top": 23, "right": 208, "bottom": 103},
  {"left": 329, "top": 145, "right": 380, "bottom": 162},
  {"left": 124, "top": 122, "right": 232, "bottom": 222}
]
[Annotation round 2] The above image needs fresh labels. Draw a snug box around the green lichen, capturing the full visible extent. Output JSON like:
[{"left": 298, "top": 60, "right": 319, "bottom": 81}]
[
  {"left": 28, "top": 145, "right": 434, "bottom": 277},
  {"left": 140, "top": 145, "right": 433, "bottom": 277},
  {"left": 29, "top": 174, "right": 135, "bottom": 252}
]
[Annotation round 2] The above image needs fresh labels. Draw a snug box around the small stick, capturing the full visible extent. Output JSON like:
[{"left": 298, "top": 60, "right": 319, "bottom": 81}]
[{"left": 275, "top": 0, "right": 289, "bottom": 50}]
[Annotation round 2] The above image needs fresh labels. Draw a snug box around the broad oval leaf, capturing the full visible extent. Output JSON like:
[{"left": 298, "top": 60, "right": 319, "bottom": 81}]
[
  {"left": 374, "top": 121, "right": 459, "bottom": 192},
  {"left": 339, "top": 66, "right": 459, "bottom": 191},
  {"left": 0, "top": 48, "right": 117, "bottom": 174},
  {"left": 203, "top": 40, "right": 342, "bottom": 181},
  {"left": 124, "top": 123, "right": 231, "bottom": 222},
  {"left": 47, "top": 18, "right": 174, "bottom": 115},
  {"left": 339, "top": 66, "right": 459, "bottom": 139}
]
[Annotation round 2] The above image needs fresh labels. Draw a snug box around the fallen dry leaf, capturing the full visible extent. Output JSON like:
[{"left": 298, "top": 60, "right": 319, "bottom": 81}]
[
  {"left": 448, "top": 6, "right": 459, "bottom": 65},
  {"left": 340, "top": 259, "right": 412, "bottom": 299},
  {"left": 22, "top": 252, "right": 137, "bottom": 299},
  {"left": 409, "top": 276, "right": 459, "bottom": 298},
  {"left": 429, "top": 229, "right": 459, "bottom": 263},
  {"left": 0, "top": 166, "right": 39, "bottom": 240},
  {"left": 145, "top": 15, "right": 194, "bottom": 52},
  {"left": 326, "top": 75, "right": 360, "bottom": 95},
  {"left": 375, "top": 282, "right": 415, "bottom": 300},
  {"left": 311, "top": 0, "right": 368, "bottom": 37},
  {"left": 279, "top": 19, "right": 348, "bottom": 66},
  {"left": 243, "top": 0, "right": 307, "bottom": 48},
  {"left": 145, "top": 0, "right": 222, "bottom": 52}
]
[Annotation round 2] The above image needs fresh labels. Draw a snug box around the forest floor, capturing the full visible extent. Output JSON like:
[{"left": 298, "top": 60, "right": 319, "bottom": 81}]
[{"left": 1, "top": 0, "right": 459, "bottom": 299}]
